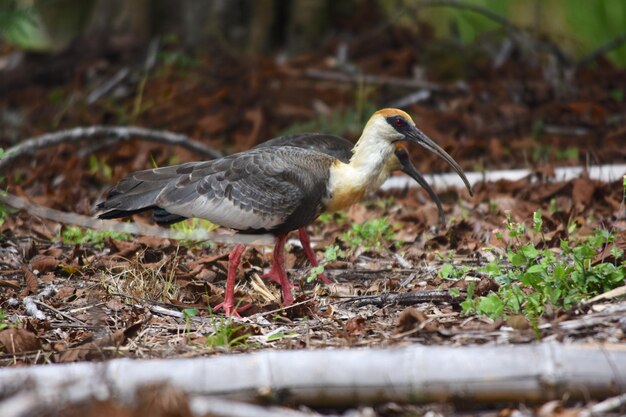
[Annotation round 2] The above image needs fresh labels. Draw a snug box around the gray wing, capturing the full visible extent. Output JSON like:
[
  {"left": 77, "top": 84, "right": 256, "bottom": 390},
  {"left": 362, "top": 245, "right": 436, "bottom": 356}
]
[
  {"left": 98, "top": 147, "right": 334, "bottom": 234},
  {"left": 256, "top": 133, "right": 353, "bottom": 163}
]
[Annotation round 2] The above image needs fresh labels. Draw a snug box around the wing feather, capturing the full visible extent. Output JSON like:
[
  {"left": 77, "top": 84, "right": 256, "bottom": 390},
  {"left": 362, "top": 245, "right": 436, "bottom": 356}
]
[{"left": 98, "top": 147, "right": 333, "bottom": 233}]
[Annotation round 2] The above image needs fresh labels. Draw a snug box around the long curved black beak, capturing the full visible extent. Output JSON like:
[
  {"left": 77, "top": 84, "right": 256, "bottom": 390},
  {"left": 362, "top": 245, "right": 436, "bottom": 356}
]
[
  {"left": 395, "top": 148, "right": 446, "bottom": 226},
  {"left": 406, "top": 126, "right": 473, "bottom": 196}
]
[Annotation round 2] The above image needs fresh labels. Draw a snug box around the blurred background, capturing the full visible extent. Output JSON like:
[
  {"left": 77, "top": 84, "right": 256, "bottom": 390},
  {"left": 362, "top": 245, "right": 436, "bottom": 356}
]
[{"left": 1, "top": 0, "right": 625, "bottom": 177}]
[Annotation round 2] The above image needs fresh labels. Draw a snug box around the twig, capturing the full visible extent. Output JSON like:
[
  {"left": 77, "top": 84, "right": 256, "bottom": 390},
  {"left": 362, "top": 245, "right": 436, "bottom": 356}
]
[
  {"left": 335, "top": 290, "right": 459, "bottom": 307},
  {"left": 147, "top": 304, "right": 213, "bottom": 324},
  {"left": 32, "top": 300, "right": 85, "bottom": 325},
  {"left": 580, "top": 393, "right": 626, "bottom": 417},
  {"left": 248, "top": 298, "right": 315, "bottom": 319},
  {"left": 577, "top": 30, "right": 626, "bottom": 67},
  {"left": 0, "top": 126, "right": 222, "bottom": 171},
  {"left": 305, "top": 69, "right": 455, "bottom": 92},
  {"left": 86, "top": 68, "right": 130, "bottom": 104}
]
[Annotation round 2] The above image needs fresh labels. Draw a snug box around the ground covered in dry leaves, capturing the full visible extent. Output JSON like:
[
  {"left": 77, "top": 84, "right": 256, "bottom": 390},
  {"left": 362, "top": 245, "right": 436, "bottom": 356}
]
[{"left": 1, "top": 21, "right": 626, "bottom": 417}]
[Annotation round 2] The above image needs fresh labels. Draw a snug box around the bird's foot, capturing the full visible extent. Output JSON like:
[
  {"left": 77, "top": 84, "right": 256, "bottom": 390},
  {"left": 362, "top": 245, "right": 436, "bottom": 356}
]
[
  {"left": 213, "top": 301, "right": 252, "bottom": 318},
  {"left": 260, "top": 269, "right": 282, "bottom": 285},
  {"left": 280, "top": 282, "right": 294, "bottom": 306}
]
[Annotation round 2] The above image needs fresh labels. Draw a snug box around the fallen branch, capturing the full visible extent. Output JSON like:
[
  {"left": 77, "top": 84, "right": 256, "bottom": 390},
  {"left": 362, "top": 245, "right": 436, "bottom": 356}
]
[
  {"left": 0, "top": 126, "right": 222, "bottom": 171},
  {"left": 0, "top": 343, "right": 624, "bottom": 415},
  {"left": 0, "top": 192, "right": 273, "bottom": 245},
  {"left": 577, "top": 30, "right": 626, "bottom": 67},
  {"left": 335, "top": 290, "right": 458, "bottom": 307},
  {"left": 0, "top": 127, "right": 274, "bottom": 245}
]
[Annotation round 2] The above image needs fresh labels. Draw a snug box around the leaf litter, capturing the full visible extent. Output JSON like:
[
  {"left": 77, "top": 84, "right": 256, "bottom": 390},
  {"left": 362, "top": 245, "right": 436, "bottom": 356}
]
[{"left": 0, "top": 21, "right": 625, "bottom": 417}]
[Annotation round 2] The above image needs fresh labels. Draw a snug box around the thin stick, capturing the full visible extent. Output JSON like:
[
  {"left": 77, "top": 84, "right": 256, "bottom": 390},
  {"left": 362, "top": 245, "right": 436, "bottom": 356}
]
[
  {"left": 0, "top": 126, "right": 222, "bottom": 172},
  {"left": 577, "top": 31, "right": 626, "bottom": 67},
  {"left": 32, "top": 300, "right": 85, "bottom": 325},
  {"left": 334, "top": 290, "right": 458, "bottom": 307}
]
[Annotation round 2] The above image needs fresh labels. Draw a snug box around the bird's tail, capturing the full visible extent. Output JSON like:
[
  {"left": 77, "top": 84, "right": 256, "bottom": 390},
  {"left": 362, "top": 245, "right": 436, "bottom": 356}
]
[{"left": 95, "top": 166, "right": 188, "bottom": 225}]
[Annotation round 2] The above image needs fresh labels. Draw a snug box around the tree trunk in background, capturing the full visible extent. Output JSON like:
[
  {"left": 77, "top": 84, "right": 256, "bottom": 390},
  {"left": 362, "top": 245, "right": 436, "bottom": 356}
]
[
  {"left": 35, "top": 0, "right": 96, "bottom": 51},
  {"left": 248, "top": 0, "right": 276, "bottom": 54},
  {"left": 181, "top": 0, "right": 216, "bottom": 49},
  {"left": 87, "top": 0, "right": 150, "bottom": 50},
  {"left": 287, "top": 0, "right": 329, "bottom": 54}
]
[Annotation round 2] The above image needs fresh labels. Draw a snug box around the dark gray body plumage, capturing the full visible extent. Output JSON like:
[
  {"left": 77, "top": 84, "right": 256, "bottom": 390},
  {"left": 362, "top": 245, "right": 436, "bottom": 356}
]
[
  {"left": 127, "top": 133, "right": 356, "bottom": 228},
  {"left": 257, "top": 133, "right": 354, "bottom": 163},
  {"left": 97, "top": 146, "right": 334, "bottom": 235}
]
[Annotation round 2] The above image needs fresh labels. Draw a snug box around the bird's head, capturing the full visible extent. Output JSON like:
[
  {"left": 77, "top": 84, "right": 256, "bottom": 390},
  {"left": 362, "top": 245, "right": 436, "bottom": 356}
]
[{"left": 363, "top": 108, "right": 473, "bottom": 196}]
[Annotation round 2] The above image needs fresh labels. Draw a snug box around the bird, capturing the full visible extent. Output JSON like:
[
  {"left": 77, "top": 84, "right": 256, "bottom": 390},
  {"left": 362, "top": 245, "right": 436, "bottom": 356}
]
[
  {"left": 152, "top": 132, "right": 452, "bottom": 285},
  {"left": 96, "top": 108, "right": 472, "bottom": 317}
]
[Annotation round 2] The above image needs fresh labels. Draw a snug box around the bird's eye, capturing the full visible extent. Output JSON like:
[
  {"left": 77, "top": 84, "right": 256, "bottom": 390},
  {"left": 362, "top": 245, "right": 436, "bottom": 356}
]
[{"left": 394, "top": 118, "right": 406, "bottom": 128}]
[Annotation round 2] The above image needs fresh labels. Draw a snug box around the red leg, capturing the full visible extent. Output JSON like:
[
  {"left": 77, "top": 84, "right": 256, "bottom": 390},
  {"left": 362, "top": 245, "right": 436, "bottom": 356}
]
[
  {"left": 267, "top": 234, "right": 294, "bottom": 306},
  {"left": 298, "top": 228, "right": 333, "bottom": 284},
  {"left": 213, "top": 243, "right": 249, "bottom": 318},
  {"left": 260, "top": 244, "right": 283, "bottom": 285}
]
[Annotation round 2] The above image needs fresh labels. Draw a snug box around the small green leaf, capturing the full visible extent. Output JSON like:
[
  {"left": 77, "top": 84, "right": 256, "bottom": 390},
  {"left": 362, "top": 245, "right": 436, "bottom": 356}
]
[
  {"left": 509, "top": 252, "right": 527, "bottom": 267},
  {"left": 526, "top": 264, "right": 545, "bottom": 274},
  {"left": 520, "top": 244, "right": 540, "bottom": 259},
  {"left": 439, "top": 263, "right": 455, "bottom": 279}
]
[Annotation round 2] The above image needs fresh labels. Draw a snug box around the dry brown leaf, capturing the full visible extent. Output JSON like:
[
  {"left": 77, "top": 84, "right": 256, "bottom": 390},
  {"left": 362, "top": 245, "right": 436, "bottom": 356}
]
[
  {"left": 29, "top": 254, "right": 59, "bottom": 273},
  {"left": 571, "top": 178, "right": 595, "bottom": 208},
  {"left": 135, "top": 384, "right": 194, "bottom": 417},
  {"left": 476, "top": 277, "right": 499, "bottom": 296},
  {"left": 395, "top": 307, "right": 427, "bottom": 333},
  {"left": 344, "top": 316, "right": 367, "bottom": 336},
  {"left": 21, "top": 265, "right": 38, "bottom": 295},
  {"left": 506, "top": 315, "right": 531, "bottom": 331},
  {"left": 196, "top": 112, "right": 228, "bottom": 135},
  {"left": 0, "top": 328, "right": 42, "bottom": 354},
  {"left": 0, "top": 280, "right": 21, "bottom": 290},
  {"left": 57, "top": 330, "right": 127, "bottom": 363}
]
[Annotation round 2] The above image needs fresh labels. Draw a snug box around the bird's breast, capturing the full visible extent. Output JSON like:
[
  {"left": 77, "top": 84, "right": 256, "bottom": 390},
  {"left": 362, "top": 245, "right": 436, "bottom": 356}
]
[{"left": 323, "top": 161, "right": 371, "bottom": 212}]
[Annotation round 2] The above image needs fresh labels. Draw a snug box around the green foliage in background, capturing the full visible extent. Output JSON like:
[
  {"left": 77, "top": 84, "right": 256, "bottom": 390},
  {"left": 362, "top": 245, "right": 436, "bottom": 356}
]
[
  {"left": 0, "top": 0, "right": 94, "bottom": 51},
  {"left": 564, "top": 0, "right": 626, "bottom": 65},
  {"left": 0, "top": 1, "right": 45, "bottom": 49},
  {"left": 387, "top": 0, "right": 626, "bottom": 66}
]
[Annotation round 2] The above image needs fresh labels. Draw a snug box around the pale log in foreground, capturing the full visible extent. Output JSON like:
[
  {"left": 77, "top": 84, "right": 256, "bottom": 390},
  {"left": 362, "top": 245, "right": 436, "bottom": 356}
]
[{"left": 0, "top": 343, "right": 625, "bottom": 416}]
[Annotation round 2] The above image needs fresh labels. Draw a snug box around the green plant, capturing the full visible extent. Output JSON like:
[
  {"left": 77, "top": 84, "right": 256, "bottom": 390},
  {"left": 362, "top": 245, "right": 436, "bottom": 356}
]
[
  {"left": 205, "top": 314, "right": 251, "bottom": 348},
  {"left": 182, "top": 308, "right": 198, "bottom": 337},
  {"left": 306, "top": 244, "right": 345, "bottom": 283},
  {"left": 170, "top": 218, "right": 218, "bottom": 248},
  {"left": 0, "top": 198, "right": 10, "bottom": 228},
  {"left": 341, "top": 217, "right": 399, "bottom": 251},
  {"left": 0, "top": 308, "right": 11, "bottom": 330},
  {"left": 318, "top": 210, "right": 348, "bottom": 225},
  {"left": 266, "top": 331, "right": 298, "bottom": 341},
  {"left": 454, "top": 212, "right": 626, "bottom": 329},
  {"left": 88, "top": 155, "right": 112, "bottom": 180},
  {"left": 60, "top": 226, "right": 131, "bottom": 248},
  {"left": 0, "top": 1, "right": 43, "bottom": 49}
]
